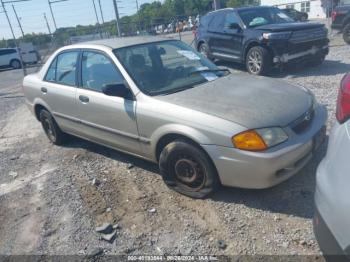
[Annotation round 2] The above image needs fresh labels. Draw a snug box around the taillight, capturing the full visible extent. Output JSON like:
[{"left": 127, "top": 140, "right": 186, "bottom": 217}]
[{"left": 336, "top": 73, "right": 350, "bottom": 123}]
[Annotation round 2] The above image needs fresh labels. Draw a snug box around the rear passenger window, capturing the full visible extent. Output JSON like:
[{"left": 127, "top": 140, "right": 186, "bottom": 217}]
[
  {"left": 44, "top": 58, "right": 57, "bottom": 82},
  {"left": 56, "top": 51, "right": 79, "bottom": 86}
]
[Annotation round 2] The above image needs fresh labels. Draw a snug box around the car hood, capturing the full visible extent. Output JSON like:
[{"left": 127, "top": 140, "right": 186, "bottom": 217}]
[
  {"left": 155, "top": 74, "right": 313, "bottom": 129},
  {"left": 255, "top": 22, "right": 324, "bottom": 32}
]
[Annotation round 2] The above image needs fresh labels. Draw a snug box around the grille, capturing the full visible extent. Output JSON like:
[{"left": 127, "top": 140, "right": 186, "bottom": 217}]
[
  {"left": 290, "top": 27, "right": 326, "bottom": 44},
  {"left": 290, "top": 109, "right": 314, "bottom": 134}
]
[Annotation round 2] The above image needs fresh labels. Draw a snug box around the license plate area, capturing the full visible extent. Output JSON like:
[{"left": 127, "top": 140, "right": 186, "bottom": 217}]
[{"left": 313, "top": 126, "right": 326, "bottom": 151}]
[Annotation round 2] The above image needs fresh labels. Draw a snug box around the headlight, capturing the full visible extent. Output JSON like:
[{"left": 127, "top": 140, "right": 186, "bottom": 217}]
[
  {"left": 262, "top": 32, "right": 291, "bottom": 40},
  {"left": 232, "top": 127, "right": 288, "bottom": 151}
]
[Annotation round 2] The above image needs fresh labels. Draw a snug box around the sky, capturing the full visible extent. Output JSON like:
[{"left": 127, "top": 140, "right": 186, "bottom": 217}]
[{"left": 0, "top": 0, "right": 159, "bottom": 39}]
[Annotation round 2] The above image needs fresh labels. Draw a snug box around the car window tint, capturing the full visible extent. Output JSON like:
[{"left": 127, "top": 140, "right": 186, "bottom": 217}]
[
  {"left": 56, "top": 51, "right": 79, "bottom": 86},
  {"left": 44, "top": 57, "right": 57, "bottom": 82},
  {"left": 208, "top": 13, "right": 225, "bottom": 30},
  {"left": 225, "top": 12, "right": 239, "bottom": 27},
  {"left": 81, "top": 51, "right": 124, "bottom": 92}
]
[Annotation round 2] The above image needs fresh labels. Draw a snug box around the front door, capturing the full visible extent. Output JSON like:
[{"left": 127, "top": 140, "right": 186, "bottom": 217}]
[
  {"left": 219, "top": 11, "right": 244, "bottom": 61},
  {"left": 75, "top": 50, "right": 141, "bottom": 155}
]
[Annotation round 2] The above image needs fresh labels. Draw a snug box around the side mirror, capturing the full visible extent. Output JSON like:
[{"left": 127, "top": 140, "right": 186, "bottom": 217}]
[
  {"left": 102, "top": 83, "right": 131, "bottom": 98},
  {"left": 229, "top": 23, "right": 241, "bottom": 30}
]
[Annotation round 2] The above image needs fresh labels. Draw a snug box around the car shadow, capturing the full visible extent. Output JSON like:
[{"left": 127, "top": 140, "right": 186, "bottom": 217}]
[
  {"left": 63, "top": 134, "right": 328, "bottom": 219},
  {"left": 63, "top": 137, "right": 159, "bottom": 174},
  {"left": 216, "top": 59, "right": 350, "bottom": 78}
]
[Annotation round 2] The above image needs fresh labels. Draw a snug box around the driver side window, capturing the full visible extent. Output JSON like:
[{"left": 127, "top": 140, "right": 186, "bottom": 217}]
[
  {"left": 225, "top": 12, "right": 239, "bottom": 28},
  {"left": 81, "top": 51, "right": 124, "bottom": 92},
  {"left": 56, "top": 51, "right": 79, "bottom": 86}
]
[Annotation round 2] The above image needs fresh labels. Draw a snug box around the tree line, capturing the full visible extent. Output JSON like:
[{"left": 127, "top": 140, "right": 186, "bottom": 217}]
[{"left": 0, "top": 0, "right": 259, "bottom": 48}]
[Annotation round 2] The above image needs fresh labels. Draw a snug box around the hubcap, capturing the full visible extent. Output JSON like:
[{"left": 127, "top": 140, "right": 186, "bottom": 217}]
[
  {"left": 42, "top": 117, "right": 55, "bottom": 141},
  {"left": 174, "top": 156, "right": 205, "bottom": 190},
  {"left": 248, "top": 50, "right": 262, "bottom": 74},
  {"left": 200, "top": 46, "right": 207, "bottom": 57}
]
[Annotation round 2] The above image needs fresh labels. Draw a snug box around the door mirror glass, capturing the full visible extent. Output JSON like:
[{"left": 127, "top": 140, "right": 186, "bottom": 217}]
[
  {"left": 102, "top": 83, "right": 130, "bottom": 98},
  {"left": 229, "top": 23, "right": 240, "bottom": 30}
]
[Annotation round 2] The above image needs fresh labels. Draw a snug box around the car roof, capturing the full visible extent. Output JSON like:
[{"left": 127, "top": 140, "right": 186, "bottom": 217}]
[
  {"left": 71, "top": 36, "right": 174, "bottom": 50},
  {"left": 207, "top": 6, "right": 275, "bottom": 15}
]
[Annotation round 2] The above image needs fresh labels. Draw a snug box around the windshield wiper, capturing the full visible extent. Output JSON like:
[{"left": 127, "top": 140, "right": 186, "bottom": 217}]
[
  {"left": 160, "top": 85, "right": 195, "bottom": 95},
  {"left": 188, "top": 68, "right": 230, "bottom": 76}
]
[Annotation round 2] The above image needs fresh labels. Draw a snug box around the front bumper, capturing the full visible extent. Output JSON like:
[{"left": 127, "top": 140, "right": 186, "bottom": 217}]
[
  {"left": 202, "top": 105, "right": 327, "bottom": 189},
  {"left": 273, "top": 45, "right": 329, "bottom": 64}
]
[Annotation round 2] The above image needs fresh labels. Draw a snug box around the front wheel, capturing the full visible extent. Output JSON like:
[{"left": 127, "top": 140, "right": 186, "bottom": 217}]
[
  {"left": 198, "top": 42, "right": 213, "bottom": 60},
  {"left": 39, "top": 109, "right": 68, "bottom": 145},
  {"left": 159, "top": 139, "right": 220, "bottom": 199},
  {"left": 245, "top": 46, "right": 271, "bottom": 75},
  {"left": 343, "top": 23, "right": 350, "bottom": 44}
]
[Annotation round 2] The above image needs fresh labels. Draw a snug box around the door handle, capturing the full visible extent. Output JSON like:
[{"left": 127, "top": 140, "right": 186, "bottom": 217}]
[
  {"left": 79, "top": 95, "right": 89, "bottom": 103},
  {"left": 41, "top": 87, "right": 47, "bottom": 94}
]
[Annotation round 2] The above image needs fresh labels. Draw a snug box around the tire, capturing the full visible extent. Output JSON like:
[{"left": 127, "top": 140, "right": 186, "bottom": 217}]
[
  {"left": 245, "top": 46, "right": 271, "bottom": 75},
  {"left": 198, "top": 42, "right": 213, "bottom": 60},
  {"left": 159, "top": 139, "right": 220, "bottom": 199},
  {"left": 10, "top": 59, "right": 21, "bottom": 69},
  {"left": 39, "top": 109, "right": 67, "bottom": 145},
  {"left": 343, "top": 23, "right": 350, "bottom": 45}
]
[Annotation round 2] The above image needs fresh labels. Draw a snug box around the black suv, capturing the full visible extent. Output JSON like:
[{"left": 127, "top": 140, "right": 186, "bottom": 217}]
[
  {"left": 331, "top": 5, "right": 350, "bottom": 44},
  {"left": 195, "top": 6, "right": 329, "bottom": 75}
]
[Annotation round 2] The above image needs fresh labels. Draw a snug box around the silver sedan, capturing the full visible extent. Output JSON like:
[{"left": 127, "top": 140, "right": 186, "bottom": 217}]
[{"left": 23, "top": 37, "right": 327, "bottom": 198}]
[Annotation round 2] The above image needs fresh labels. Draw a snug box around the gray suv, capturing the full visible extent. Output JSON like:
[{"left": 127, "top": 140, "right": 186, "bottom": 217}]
[{"left": 23, "top": 37, "right": 327, "bottom": 198}]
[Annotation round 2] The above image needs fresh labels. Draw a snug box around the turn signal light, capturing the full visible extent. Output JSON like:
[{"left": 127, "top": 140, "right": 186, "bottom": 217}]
[{"left": 232, "top": 130, "right": 268, "bottom": 151}]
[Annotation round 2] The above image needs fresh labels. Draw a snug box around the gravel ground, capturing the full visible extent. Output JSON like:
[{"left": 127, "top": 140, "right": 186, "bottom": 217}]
[{"left": 0, "top": 33, "right": 348, "bottom": 259}]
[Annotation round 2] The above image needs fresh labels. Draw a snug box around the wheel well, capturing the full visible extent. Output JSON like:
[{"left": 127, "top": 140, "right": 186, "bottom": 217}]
[
  {"left": 244, "top": 42, "right": 273, "bottom": 62},
  {"left": 34, "top": 104, "right": 47, "bottom": 121},
  {"left": 155, "top": 133, "right": 221, "bottom": 183},
  {"left": 10, "top": 58, "right": 20, "bottom": 64}
]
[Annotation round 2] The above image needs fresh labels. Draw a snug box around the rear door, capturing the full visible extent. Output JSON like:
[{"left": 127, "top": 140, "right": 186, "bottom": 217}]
[
  {"left": 75, "top": 50, "right": 141, "bottom": 155},
  {"left": 0, "top": 50, "right": 7, "bottom": 66},
  {"left": 41, "top": 50, "right": 81, "bottom": 134}
]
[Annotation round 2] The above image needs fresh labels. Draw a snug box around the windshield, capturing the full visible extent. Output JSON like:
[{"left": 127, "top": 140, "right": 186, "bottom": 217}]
[
  {"left": 113, "top": 40, "right": 228, "bottom": 96},
  {"left": 238, "top": 7, "right": 294, "bottom": 28}
]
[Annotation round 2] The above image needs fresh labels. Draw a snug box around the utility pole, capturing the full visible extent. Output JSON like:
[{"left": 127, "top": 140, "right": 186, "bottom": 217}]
[
  {"left": 98, "top": 0, "right": 104, "bottom": 24},
  {"left": 0, "top": 0, "right": 26, "bottom": 75},
  {"left": 92, "top": 0, "right": 103, "bottom": 38},
  {"left": 48, "top": 0, "right": 68, "bottom": 31},
  {"left": 12, "top": 4, "right": 24, "bottom": 38},
  {"left": 112, "top": 0, "right": 121, "bottom": 37},
  {"left": 213, "top": 0, "right": 220, "bottom": 10},
  {"left": 43, "top": 13, "right": 52, "bottom": 35}
]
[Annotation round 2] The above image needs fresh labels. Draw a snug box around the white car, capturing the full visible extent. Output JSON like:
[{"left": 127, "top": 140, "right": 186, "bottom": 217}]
[
  {"left": 0, "top": 48, "right": 22, "bottom": 69},
  {"left": 314, "top": 72, "right": 350, "bottom": 261},
  {"left": 0, "top": 46, "right": 39, "bottom": 70}
]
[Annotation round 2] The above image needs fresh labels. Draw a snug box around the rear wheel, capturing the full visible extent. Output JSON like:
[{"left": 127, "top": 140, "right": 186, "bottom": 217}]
[
  {"left": 246, "top": 46, "right": 271, "bottom": 75},
  {"left": 159, "top": 139, "right": 220, "bottom": 199},
  {"left": 198, "top": 42, "right": 213, "bottom": 60},
  {"left": 343, "top": 23, "right": 350, "bottom": 44},
  {"left": 10, "top": 59, "right": 21, "bottom": 69},
  {"left": 39, "top": 109, "right": 67, "bottom": 145}
]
